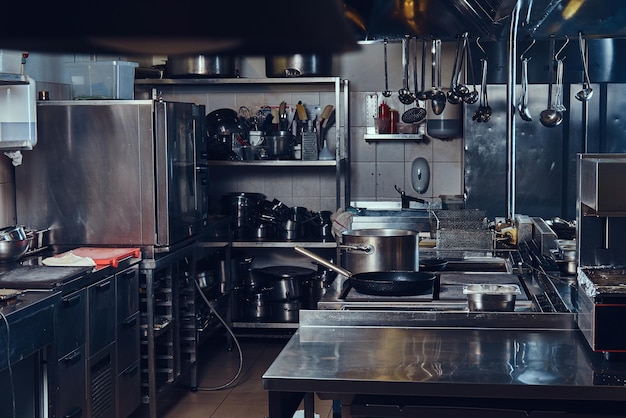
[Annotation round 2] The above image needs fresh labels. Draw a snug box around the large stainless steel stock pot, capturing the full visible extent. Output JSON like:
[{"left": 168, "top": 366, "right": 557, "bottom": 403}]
[{"left": 341, "top": 229, "right": 419, "bottom": 274}]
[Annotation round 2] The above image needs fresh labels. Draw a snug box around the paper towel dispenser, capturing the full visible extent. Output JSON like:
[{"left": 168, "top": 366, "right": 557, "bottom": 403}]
[{"left": 0, "top": 77, "right": 37, "bottom": 151}]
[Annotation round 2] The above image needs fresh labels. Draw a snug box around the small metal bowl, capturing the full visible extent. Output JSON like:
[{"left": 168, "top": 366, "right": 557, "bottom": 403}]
[
  {"left": 464, "top": 284, "right": 521, "bottom": 312},
  {"left": 0, "top": 225, "right": 26, "bottom": 241},
  {"left": 0, "top": 238, "right": 29, "bottom": 262}
]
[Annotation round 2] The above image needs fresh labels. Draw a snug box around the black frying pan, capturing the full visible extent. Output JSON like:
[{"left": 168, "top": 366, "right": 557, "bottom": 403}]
[
  {"left": 294, "top": 246, "right": 435, "bottom": 297},
  {"left": 419, "top": 258, "right": 448, "bottom": 272}
]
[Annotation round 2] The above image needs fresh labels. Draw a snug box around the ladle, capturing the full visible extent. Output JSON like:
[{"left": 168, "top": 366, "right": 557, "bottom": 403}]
[
  {"left": 398, "top": 35, "right": 415, "bottom": 104},
  {"left": 446, "top": 35, "right": 463, "bottom": 105},
  {"left": 575, "top": 32, "right": 593, "bottom": 102},
  {"left": 451, "top": 33, "right": 470, "bottom": 100},
  {"left": 517, "top": 57, "right": 532, "bottom": 121},
  {"left": 382, "top": 38, "right": 392, "bottom": 97},
  {"left": 430, "top": 39, "right": 446, "bottom": 115},
  {"left": 540, "top": 37, "right": 563, "bottom": 128},
  {"left": 463, "top": 37, "right": 479, "bottom": 105},
  {"left": 416, "top": 39, "right": 429, "bottom": 101}
]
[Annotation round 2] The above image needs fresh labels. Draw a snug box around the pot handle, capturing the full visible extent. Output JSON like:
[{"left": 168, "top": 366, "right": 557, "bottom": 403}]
[
  {"left": 284, "top": 68, "right": 302, "bottom": 77},
  {"left": 294, "top": 246, "right": 353, "bottom": 278},
  {"left": 338, "top": 244, "right": 375, "bottom": 254}
]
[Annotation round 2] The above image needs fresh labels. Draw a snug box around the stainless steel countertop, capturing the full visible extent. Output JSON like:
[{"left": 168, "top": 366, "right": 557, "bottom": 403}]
[{"left": 263, "top": 310, "right": 626, "bottom": 401}]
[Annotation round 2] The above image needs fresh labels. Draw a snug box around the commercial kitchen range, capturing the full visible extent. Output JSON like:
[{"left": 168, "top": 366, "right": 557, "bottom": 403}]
[{"left": 262, "top": 155, "right": 626, "bottom": 418}]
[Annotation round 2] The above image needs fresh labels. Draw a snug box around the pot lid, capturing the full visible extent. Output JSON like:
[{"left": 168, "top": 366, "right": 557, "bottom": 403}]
[{"left": 260, "top": 266, "right": 316, "bottom": 279}]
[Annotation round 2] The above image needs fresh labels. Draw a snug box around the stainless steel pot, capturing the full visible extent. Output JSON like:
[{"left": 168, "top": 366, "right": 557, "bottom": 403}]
[
  {"left": 166, "top": 55, "right": 239, "bottom": 78},
  {"left": 258, "top": 266, "right": 315, "bottom": 301},
  {"left": 341, "top": 229, "right": 419, "bottom": 274},
  {"left": 265, "top": 54, "right": 332, "bottom": 77},
  {"left": 271, "top": 300, "right": 300, "bottom": 322},
  {"left": 241, "top": 289, "right": 272, "bottom": 321},
  {"left": 264, "top": 131, "right": 293, "bottom": 159}
]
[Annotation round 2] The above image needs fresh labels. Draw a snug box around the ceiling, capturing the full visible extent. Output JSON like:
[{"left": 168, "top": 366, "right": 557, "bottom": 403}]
[{"left": 0, "top": 0, "right": 624, "bottom": 56}]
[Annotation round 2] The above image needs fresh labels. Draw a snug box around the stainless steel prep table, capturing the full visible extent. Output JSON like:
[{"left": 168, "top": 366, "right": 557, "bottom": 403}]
[{"left": 263, "top": 310, "right": 626, "bottom": 418}]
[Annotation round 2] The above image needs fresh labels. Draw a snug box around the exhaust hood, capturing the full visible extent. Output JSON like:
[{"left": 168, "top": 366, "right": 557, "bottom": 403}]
[
  {"left": 343, "top": 0, "right": 517, "bottom": 41},
  {"left": 343, "top": 0, "right": 626, "bottom": 42}
]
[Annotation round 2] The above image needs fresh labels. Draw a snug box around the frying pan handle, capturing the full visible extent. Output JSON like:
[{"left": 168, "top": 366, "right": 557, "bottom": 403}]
[{"left": 294, "top": 246, "right": 352, "bottom": 277}]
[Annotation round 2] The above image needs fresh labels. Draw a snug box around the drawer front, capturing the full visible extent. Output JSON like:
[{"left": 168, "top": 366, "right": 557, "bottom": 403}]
[
  {"left": 88, "top": 344, "right": 115, "bottom": 418},
  {"left": 57, "top": 289, "right": 86, "bottom": 358},
  {"left": 88, "top": 276, "right": 116, "bottom": 357},
  {"left": 117, "top": 266, "right": 139, "bottom": 321},
  {"left": 117, "top": 311, "right": 140, "bottom": 372},
  {"left": 116, "top": 360, "right": 141, "bottom": 418},
  {"left": 56, "top": 346, "right": 87, "bottom": 418}
]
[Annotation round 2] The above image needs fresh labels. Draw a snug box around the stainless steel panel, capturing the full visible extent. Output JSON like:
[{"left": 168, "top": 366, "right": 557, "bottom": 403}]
[
  {"left": 579, "top": 155, "right": 626, "bottom": 213},
  {"left": 16, "top": 101, "right": 155, "bottom": 246},
  {"left": 15, "top": 100, "right": 207, "bottom": 249},
  {"left": 465, "top": 84, "right": 566, "bottom": 219}
]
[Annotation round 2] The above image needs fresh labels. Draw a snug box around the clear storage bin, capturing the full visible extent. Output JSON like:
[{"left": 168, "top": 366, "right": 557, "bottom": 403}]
[{"left": 66, "top": 60, "right": 138, "bottom": 100}]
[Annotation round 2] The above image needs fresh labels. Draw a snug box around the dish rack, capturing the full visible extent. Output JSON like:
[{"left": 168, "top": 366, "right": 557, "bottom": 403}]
[{"left": 24, "top": 227, "right": 51, "bottom": 255}]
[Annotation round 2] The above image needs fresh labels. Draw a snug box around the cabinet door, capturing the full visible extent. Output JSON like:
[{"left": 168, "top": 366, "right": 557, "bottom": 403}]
[
  {"left": 57, "top": 289, "right": 86, "bottom": 358},
  {"left": 88, "top": 276, "right": 116, "bottom": 357},
  {"left": 117, "top": 266, "right": 139, "bottom": 321},
  {"left": 56, "top": 346, "right": 87, "bottom": 418},
  {"left": 117, "top": 311, "right": 140, "bottom": 373},
  {"left": 116, "top": 360, "right": 141, "bottom": 418}
]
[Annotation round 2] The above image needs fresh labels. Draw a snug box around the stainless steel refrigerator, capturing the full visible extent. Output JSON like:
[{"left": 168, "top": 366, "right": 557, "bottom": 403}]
[{"left": 15, "top": 99, "right": 208, "bottom": 254}]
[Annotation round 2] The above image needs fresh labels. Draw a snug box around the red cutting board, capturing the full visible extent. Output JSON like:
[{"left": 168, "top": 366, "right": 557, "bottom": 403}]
[{"left": 69, "top": 247, "right": 141, "bottom": 268}]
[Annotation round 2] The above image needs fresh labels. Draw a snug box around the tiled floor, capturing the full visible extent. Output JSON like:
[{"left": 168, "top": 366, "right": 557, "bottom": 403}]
[{"left": 129, "top": 334, "right": 334, "bottom": 418}]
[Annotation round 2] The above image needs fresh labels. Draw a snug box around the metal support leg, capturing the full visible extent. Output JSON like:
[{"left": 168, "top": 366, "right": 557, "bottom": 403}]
[
  {"left": 268, "top": 391, "right": 305, "bottom": 418},
  {"left": 304, "top": 392, "right": 315, "bottom": 418}
]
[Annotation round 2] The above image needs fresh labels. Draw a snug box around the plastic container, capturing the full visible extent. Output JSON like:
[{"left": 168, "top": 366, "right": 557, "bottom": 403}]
[
  {"left": 66, "top": 60, "right": 138, "bottom": 99},
  {"left": 396, "top": 122, "right": 417, "bottom": 134},
  {"left": 0, "top": 50, "right": 23, "bottom": 74}
]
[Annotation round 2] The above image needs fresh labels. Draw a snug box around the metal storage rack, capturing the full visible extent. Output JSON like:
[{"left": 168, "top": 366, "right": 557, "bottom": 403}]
[
  {"left": 135, "top": 76, "right": 351, "bottom": 210},
  {"left": 135, "top": 77, "right": 350, "bottom": 332},
  {"left": 138, "top": 218, "right": 231, "bottom": 418}
]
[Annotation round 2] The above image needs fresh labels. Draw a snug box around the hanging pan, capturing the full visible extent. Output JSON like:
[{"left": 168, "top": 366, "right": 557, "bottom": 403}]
[{"left": 294, "top": 246, "right": 435, "bottom": 298}]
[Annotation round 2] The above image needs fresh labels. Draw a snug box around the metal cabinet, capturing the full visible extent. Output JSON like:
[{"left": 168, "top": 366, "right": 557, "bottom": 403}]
[
  {"left": 52, "top": 288, "right": 88, "bottom": 418},
  {"left": 86, "top": 275, "right": 116, "bottom": 418}
]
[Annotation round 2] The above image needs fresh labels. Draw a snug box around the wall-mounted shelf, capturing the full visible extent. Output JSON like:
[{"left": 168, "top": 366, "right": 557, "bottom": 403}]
[
  {"left": 207, "top": 160, "right": 338, "bottom": 167},
  {"left": 135, "top": 77, "right": 342, "bottom": 86},
  {"left": 364, "top": 133, "right": 425, "bottom": 141}
]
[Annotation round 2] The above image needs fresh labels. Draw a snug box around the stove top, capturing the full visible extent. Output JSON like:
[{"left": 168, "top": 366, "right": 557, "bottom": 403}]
[
  {"left": 340, "top": 273, "right": 526, "bottom": 301},
  {"left": 318, "top": 272, "right": 531, "bottom": 311}
]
